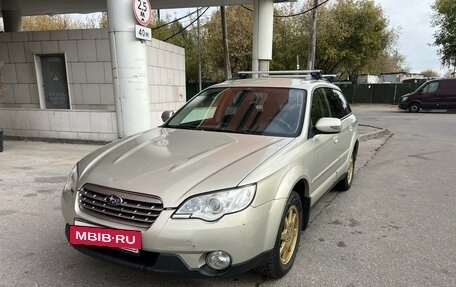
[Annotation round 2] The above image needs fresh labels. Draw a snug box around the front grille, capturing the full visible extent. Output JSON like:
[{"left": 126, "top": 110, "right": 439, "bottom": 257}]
[{"left": 79, "top": 183, "right": 163, "bottom": 229}]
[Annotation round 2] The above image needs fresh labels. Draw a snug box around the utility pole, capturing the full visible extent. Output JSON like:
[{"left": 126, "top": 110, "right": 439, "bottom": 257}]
[
  {"left": 221, "top": 6, "right": 232, "bottom": 80},
  {"left": 197, "top": 8, "right": 202, "bottom": 92},
  {"left": 307, "top": 0, "right": 319, "bottom": 70}
]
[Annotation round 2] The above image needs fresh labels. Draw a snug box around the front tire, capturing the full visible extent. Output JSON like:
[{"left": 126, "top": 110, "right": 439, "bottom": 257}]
[
  {"left": 408, "top": 103, "right": 421, "bottom": 113},
  {"left": 257, "top": 191, "right": 302, "bottom": 279},
  {"left": 336, "top": 153, "right": 355, "bottom": 191}
]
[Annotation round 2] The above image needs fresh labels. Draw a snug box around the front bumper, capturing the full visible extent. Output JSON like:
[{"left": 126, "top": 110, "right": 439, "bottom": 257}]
[
  {"left": 62, "top": 189, "right": 285, "bottom": 277},
  {"left": 65, "top": 224, "right": 272, "bottom": 277},
  {"left": 398, "top": 101, "right": 409, "bottom": 110}
]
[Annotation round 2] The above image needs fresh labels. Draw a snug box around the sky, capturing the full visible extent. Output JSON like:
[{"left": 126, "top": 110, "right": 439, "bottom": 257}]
[
  {"left": 374, "top": 0, "right": 444, "bottom": 75},
  {"left": 163, "top": 0, "right": 446, "bottom": 76}
]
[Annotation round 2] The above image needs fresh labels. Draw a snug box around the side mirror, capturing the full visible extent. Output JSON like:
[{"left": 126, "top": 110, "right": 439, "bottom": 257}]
[
  {"left": 161, "top": 110, "right": 175, "bottom": 123},
  {"left": 418, "top": 89, "right": 424, "bottom": 94},
  {"left": 315, "top": 117, "right": 342, "bottom": 134}
]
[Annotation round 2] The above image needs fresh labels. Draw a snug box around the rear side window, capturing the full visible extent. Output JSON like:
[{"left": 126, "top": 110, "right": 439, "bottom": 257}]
[
  {"left": 325, "top": 88, "right": 348, "bottom": 119},
  {"left": 334, "top": 90, "right": 352, "bottom": 116}
]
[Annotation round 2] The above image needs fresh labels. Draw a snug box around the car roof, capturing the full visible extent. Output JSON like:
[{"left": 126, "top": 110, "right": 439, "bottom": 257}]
[{"left": 210, "top": 77, "right": 339, "bottom": 91}]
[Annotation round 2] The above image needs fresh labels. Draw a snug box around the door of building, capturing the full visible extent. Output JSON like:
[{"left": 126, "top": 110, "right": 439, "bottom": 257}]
[{"left": 40, "top": 55, "right": 70, "bottom": 109}]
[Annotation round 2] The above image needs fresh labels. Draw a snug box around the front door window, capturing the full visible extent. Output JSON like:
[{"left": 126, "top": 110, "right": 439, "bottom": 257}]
[{"left": 424, "top": 82, "right": 439, "bottom": 94}]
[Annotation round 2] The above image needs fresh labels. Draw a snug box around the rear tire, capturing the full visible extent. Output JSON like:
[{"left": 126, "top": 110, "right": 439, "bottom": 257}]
[
  {"left": 336, "top": 152, "right": 355, "bottom": 191},
  {"left": 408, "top": 103, "right": 421, "bottom": 113},
  {"left": 256, "top": 191, "right": 302, "bottom": 279}
]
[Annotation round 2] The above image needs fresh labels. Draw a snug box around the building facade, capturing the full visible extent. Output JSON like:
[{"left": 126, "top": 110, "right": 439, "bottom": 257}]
[
  {"left": 0, "top": 28, "right": 186, "bottom": 141},
  {"left": 0, "top": 0, "right": 281, "bottom": 141}
]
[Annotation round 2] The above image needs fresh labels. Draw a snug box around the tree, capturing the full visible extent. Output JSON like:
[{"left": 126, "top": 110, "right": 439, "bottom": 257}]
[
  {"left": 23, "top": 14, "right": 103, "bottom": 31},
  {"left": 443, "top": 70, "right": 455, "bottom": 78},
  {"left": 149, "top": 0, "right": 404, "bottom": 83},
  {"left": 315, "top": 0, "right": 396, "bottom": 81},
  {"left": 23, "top": 15, "right": 76, "bottom": 31},
  {"left": 203, "top": 6, "right": 253, "bottom": 81},
  {"left": 421, "top": 69, "right": 440, "bottom": 78},
  {"left": 432, "top": 0, "right": 456, "bottom": 70},
  {"left": 99, "top": 12, "right": 108, "bottom": 28},
  {"left": 272, "top": 0, "right": 404, "bottom": 79},
  {"left": 271, "top": 5, "right": 310, "bottom": 71},
  {"left": 362, "top": 50, "right": 409, "bottom": 74},
  {"left": 221, "top": 6, "right": 232, "bottom": 80}
]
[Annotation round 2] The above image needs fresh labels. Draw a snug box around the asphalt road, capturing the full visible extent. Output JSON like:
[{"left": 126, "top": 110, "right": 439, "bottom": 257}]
[{"left": 0, "top": 105, "right": 455, "bottom": 287}]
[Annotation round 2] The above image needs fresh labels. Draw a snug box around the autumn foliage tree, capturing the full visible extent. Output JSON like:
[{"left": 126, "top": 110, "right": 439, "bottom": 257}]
[
  {"left": 421, "top": 69, "right": 440, "bottom": 78},
  {"left": 22, "top": 14, "right": 101, "bottom": 31},
  {"left": 203, "top": 6, "right": 253, "bottom": 81},
  {"left": 315, "top": 0, "right": 399, "bottom": 80},
  {"left": 432, "top": 0, "right": 456, "bottom": 70},
  {"left": 176, "top": 0, "right": 405, "bottom": 82}
]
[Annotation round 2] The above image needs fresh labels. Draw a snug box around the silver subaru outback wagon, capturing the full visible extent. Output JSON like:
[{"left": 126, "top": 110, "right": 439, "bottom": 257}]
[{"left": 61, "top": 71, "right": 359, "bottom": 279}]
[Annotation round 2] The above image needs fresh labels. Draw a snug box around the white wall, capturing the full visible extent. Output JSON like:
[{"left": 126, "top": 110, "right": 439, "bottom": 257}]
[
  {"left": 0, "top": 109, "right": 118, "bottom": 141},
  {"left": 0, "top": 29, "right": 186, "bottom": 141},
  {"left": 0, "top": 29, "right": 115, "bottom": 110},
  {"left": 147, "top": 39, "right": 186, "bottom": 127}
]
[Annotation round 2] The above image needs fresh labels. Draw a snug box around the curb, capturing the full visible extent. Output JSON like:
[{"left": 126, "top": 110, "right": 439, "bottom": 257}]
[{"left": 359, "top": 127, "right": 389, "bottom": 142}]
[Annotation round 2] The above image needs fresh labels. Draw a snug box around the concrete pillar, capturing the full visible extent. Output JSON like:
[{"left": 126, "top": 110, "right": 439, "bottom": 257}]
[
  {"left": 251, "top": 0, "right": 274, "bottom": 77},
  {"left": 107, "top": 0, "right": 151, "bottom": 138},
  {"left": 2, "top": 10, "right": 23, "bottom": 32}
]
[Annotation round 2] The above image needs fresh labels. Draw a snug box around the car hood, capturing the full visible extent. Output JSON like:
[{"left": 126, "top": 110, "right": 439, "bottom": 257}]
[{"left": 78, "top": 128, "right": 292, "bottom": 207}]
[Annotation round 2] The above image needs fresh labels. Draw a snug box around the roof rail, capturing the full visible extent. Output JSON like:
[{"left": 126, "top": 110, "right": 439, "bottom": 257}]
[
  {"left": 237, "top": 70, "right": 336, "bottom": 81},
  {"left": 239, "top": 70, "right": 322, "bottom": 76}
]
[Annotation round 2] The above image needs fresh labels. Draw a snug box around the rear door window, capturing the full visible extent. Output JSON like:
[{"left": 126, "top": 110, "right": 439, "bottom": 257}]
[
  {"left": 325, "top": 88, "right": 348, "bottom": 119},
  {"left": 334, "top": 90, "right": 352, "bottom": 116}
]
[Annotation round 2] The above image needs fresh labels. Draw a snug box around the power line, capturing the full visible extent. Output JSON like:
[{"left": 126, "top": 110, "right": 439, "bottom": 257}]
[
  {"left": 164, "top": 7, "right": 209, "bottom": 42},
  {"left": 241, "top": 0, "right": 330, "bottom": 18},
  {"left": 151, "top": 9, "right": 198, "bottom": 31}
]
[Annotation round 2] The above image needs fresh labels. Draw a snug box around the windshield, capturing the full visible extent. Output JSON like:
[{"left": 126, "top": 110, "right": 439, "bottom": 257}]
[{"left": 166, "top": 87, "right": 306, "bottom": 137}]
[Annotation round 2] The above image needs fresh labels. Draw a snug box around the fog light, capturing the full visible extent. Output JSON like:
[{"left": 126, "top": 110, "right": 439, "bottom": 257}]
[{"left": 206, "top": 251, "right": 231, "bottom": 270}]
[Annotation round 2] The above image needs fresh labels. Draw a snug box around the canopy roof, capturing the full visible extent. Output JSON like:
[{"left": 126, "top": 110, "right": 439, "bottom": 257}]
[{"left": 0, "top": 0, "right": 288, "bottom": 16}]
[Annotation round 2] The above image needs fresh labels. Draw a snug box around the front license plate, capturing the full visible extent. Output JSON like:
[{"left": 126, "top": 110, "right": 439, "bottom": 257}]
[{"left": 70, "top": 222, "right": 141, "bottom": 253}]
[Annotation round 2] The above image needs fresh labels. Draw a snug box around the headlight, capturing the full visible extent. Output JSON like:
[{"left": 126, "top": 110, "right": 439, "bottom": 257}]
[
  {"left": 401, "top": 96, "right": 408, "bottom": 102},
  {"left": 63, "top": 165, "right": 78, "bottom": 193},
  {"left": 172, "top": 185, "right": 256, "bottom": 221}
]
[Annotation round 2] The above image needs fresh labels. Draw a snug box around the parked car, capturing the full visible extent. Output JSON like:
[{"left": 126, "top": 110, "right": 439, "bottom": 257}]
[
  {"left": 61, "top": 71, "right": 359, "bottom": 278},
  {"left": 398, "top": 78, "right": 456, "bottom": 112}
]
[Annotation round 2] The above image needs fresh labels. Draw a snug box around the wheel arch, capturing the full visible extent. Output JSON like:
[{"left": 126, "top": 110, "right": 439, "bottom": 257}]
[
  {"left": 291, "top": 178, "right": 311, "bottom": 230},
  {"left": 408, "top": 101, "right": 422, "bottom": 111},
  {"left": 353, "top": 140, "right": 359, "bottom": 160}
]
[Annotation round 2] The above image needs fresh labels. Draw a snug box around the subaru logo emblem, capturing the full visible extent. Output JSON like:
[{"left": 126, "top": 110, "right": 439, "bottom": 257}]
[{"left": 105, "top": 195, "right": 123, "bottom": 207}]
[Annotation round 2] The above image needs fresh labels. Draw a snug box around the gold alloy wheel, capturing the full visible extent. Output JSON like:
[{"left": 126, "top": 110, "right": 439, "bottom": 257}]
[
  {"left": 347, "top": 158, "right": 354, "bottom": 185},
  {"left": 280, "top": 205, "right": 299, "bottom": 265}
]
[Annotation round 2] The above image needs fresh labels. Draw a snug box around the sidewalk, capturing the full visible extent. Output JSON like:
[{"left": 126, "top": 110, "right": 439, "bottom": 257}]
[{"left": 358, "top": 124, "right": 389, "bottom": 141}]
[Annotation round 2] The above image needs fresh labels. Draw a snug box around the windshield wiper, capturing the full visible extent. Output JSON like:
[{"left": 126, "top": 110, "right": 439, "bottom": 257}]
[
  {"left": 221, "top": 129, "right": 262, "bottom": 135},
  {"left": 165, "top": 124, "right": 198, "bottom": 130}
]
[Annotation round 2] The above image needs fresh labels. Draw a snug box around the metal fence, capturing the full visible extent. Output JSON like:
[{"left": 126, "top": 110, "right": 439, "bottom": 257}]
[
  {"left": 336, "top": 82, "right": 423, "bottom": 104},
  {"left": 186, "top": 82, "right": 424, "bottom": 105}
]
